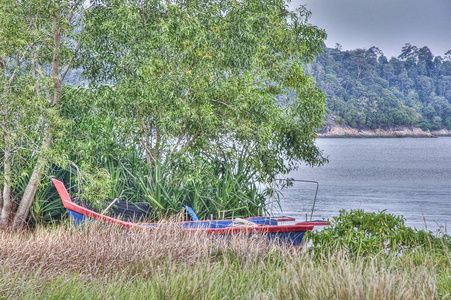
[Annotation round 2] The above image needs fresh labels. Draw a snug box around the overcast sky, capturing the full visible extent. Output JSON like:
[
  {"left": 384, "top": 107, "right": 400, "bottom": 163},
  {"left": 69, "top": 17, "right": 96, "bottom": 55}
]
[{"left": 290, "top": 0, "right": 451, "bottom": 59}]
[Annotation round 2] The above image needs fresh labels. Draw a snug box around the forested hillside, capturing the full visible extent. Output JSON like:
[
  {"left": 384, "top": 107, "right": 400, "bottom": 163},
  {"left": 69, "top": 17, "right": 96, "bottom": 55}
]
[{"left": 308, "top": 44, "right": 451, "bottom": 130}]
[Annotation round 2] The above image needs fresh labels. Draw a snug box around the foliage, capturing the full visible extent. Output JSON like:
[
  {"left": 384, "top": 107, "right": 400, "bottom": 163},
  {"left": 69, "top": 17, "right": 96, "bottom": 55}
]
[
  {"left": 24, "top": 169, "right": 67, "bottom": 226},
  {"left": 77, "top": 151, "right": 266, "bottom": 220},
  {"left": 79, "top": 0, "right": 328, "bottom": 183},
  {"left": 0, "top": 0, "right": 86, "bottom": 229},
  {"left": 307, "top": 209, "right": 451, "bottom": 257},
  {"left": 309, "top": 44, "right": 451, "bottom": 130},
  {"left": 179, "top": 154, "right": 266, "bottom": 220},
  {"left": 1, "top": 0, "right": 328, "bottom": 225},
  {"left": 20, "top": 0, "right": 329, "bottom": 220},
  {"left": 55, "top": 89, "right": 266, "bottom": 219}
]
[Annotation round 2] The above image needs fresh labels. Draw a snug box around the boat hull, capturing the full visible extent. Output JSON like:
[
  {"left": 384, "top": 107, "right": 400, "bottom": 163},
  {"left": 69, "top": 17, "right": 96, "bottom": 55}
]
[{"left": 53, "top": 179, "right": 325, "bottom": 246}]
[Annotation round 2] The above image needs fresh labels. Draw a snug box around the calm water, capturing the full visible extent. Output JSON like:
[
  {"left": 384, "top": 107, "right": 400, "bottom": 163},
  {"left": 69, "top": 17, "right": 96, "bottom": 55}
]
[{"left": 276, "top": 137, "right": 451, "bottom": 232}]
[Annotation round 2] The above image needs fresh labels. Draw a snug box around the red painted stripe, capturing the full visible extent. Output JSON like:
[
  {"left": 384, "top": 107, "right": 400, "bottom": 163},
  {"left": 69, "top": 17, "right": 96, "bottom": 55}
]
[
  {"left": 274, "top": 217, "right": 296, "bottom": 221},
  {"left": 295, "top": 221, "right": 330, "bottom": 226},
  {"left": 52, "top": 179, "right": 315, "bottom": 234},
  {"left": 52, "top": 179, "right": 137, "bottom": 230}
]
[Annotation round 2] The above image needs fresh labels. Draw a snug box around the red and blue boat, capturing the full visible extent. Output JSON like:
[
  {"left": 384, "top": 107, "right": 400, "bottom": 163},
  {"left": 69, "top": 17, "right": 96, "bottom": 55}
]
[{"left": 52, "top": 179, "right": 327, "bottom": 245}]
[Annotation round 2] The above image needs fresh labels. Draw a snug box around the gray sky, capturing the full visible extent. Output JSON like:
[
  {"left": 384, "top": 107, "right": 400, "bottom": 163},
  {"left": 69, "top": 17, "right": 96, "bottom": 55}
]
[{"left": 291, "top": 0, "right": 451, "bottom": 58}]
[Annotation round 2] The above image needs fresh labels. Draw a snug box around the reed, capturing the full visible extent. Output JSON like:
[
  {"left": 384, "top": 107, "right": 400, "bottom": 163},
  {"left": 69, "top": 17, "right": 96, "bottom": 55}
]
[
  {"left": 113, "top": 155, "right": 267, "bottom": 220},
  {"left": 9, "top": 145, "right": 269, "bottom": 227},
  {"left": 0, "top": 223, "right": 449, "bottom": 299}
]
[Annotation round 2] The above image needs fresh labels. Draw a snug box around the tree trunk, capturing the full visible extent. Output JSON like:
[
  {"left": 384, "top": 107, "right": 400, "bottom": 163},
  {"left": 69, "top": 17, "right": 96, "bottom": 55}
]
[
  {"left": 12, "top": 18, "right": 63, "bottom": 231},
  {"left": 12, "top": 132, "right": 52, "bottom": 231},
  {"left": 0, "top": 146, "right": 12, "bottom": 227},
  {"left": 0, "top": 184, "right": 3, "bottom": 211},
  {"left": 155, "top": 129, "right": 161, "bottom": 162}
]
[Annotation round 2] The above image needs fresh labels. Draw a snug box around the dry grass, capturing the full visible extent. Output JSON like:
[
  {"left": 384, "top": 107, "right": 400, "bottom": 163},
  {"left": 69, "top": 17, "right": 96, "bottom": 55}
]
[
  {"left": 0, "top": 223, "right": 275, "bottom": 277},
  {"left": 0, "top": 223, "right": 446, "bottom": 299}
]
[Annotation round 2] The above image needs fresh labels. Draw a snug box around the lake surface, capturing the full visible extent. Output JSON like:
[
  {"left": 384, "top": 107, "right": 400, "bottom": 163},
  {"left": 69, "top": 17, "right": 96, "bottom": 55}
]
[{"left": 276, "top": 137, "right": 451, "bottom": 232}]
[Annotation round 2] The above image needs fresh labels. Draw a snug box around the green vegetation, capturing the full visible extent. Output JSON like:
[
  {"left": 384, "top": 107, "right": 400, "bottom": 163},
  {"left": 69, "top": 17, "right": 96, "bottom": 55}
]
[
  {"left": 309, "top": 44, "right": 451, "bottom": 130},
  {"left": 3, "top": 1, "right": 449, "bottom": 298},
  {"left": 1, "top": 210, "right": 450, "bottom": 299},
  {"left": 1, "top": 0, "right": 327, "bottom": 227},
  {"left": 308, "top": 209, "right": 450, "bottom": 257}
]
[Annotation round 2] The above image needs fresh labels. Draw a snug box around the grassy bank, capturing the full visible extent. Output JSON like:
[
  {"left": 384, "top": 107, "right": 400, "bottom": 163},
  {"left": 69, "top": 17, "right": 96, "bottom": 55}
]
[{"left": 1, "top": 222, "right": 450, "bottom": 299}]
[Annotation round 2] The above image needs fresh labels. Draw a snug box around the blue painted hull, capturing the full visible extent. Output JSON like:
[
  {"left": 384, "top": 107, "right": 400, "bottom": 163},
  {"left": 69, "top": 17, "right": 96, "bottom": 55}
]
[{"left": 67, "top": 209, "right": 307, "bottom": 245}]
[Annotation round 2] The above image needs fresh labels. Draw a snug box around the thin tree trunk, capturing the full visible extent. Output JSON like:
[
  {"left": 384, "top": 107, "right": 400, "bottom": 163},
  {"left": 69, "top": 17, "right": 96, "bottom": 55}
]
[
  {"left": 12, "top": 132, "right": 52, "bottom": 230},
  {"left": 0, "top": 183, "right": 3, "bottom": 211},
  {"left": 144, "top": 127, "right": 154, "bottom": 168},
  {"left": 12, "top": 17, "right": 62, "bottom": 230},
  {"left": 0, "top": 146, "right": 12, "bottom": 227},
  {"left": 155, "top": 129, "right": 161, "bottom": 162},
  {"left": 51, "top": 24, "right": 62, "bottom": 107}
]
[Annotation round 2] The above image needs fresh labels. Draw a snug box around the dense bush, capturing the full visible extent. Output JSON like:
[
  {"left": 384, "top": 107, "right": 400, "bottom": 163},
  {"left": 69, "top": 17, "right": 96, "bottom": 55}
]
[{"left": 307, "top": 209, "right": 451, "bottom": 257}]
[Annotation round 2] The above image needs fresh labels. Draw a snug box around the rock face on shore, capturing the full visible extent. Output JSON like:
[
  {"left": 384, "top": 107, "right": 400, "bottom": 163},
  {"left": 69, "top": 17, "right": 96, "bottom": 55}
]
[
  {"left": 430, "top": 128, "right": 451, "bottom": 137},
  {"left": 318, "top": 117, "right": 451, "bottom": 138}
]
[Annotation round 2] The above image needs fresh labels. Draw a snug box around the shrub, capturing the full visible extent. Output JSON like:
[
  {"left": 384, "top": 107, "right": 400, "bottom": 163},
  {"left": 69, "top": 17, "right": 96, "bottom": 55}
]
[{"left": 307, "top": 209, "right": 451, "bottom": 257}]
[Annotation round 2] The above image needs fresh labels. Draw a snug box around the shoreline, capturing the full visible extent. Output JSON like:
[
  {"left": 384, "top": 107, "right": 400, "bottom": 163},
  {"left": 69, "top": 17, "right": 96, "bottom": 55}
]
[{"left": 317, "top": 125, "right": 451, "bottom": 138}]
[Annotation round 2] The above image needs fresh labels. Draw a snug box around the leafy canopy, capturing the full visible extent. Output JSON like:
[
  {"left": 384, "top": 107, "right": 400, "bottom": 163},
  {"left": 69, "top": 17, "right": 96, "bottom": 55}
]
[{"left": 80, "top": 0, "right": 327, "bottom": 183}]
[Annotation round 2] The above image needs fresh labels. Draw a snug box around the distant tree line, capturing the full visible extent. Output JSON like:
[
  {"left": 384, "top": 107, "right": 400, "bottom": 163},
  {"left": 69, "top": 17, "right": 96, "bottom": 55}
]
[{"left": 308, "top": 44, "right": 451, "bottom": 130}]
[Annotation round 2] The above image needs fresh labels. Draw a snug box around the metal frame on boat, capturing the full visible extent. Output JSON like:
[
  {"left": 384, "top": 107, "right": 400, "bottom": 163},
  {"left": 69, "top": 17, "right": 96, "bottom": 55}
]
[{"left": 52, "top": 179, "right": 327, "bottom": 245}]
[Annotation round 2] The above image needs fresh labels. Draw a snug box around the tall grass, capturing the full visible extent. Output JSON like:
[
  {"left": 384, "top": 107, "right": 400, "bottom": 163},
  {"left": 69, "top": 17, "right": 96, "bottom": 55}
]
[
  {"left": 19, "top": 148, "right": 268, "bottom": 226},
  {"left": 101, "top": 153, "right": 267, "bottom": 220},
  {"left": 7, "top": 131, "right": 272, "bottom": 227},
  {"left": 1, "top": 223, "right": 449, "bottom": 299}
]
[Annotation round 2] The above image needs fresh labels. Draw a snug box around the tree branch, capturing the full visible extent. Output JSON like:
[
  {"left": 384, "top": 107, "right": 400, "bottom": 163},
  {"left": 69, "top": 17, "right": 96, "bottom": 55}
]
[
  {"left": 211, "top": 99, "right": 237, "bottom": 111},
  {"left": 68, "top": 0, "right": 83, "bottom": 23},
  {"left": 32, "top": 52, "right": 52, "bottom": 101},
  {"left": 138, "top": 120, "right": 156, "bottom": 167},
  {"left": 0, "top": 59, "right": 6, "bottom": 83},
  {"left": 181, "top": 131, "right": 202, "bottom": 153},
  {"left": 52, "top": 19, "right": 62, "bottom": 107},
  {"left": 169, "top": 133, "right": 185, "bottom": 156},
  {"left": 8, "top": 52, "right": 26, "bottom": 85},
  {"left": 61, "top": 42, "right": 81, "bottom": 82}
]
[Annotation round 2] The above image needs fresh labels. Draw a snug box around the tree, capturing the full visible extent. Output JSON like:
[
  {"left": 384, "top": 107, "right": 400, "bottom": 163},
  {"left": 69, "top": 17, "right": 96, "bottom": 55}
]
[
  {"left": 437, "top": 76, "right": 451, "bottom": 99},
  {"left": 368, "top": 46, "right": 383, "bottom": 66},
  {"left": 79, "top": 0, "right": 328, "bottom": 192},
  {"left": 399, "top": 43, "right": 419, "bottom": 63},
  {"left": 418, "top": 46, "right": 433, "bottom": 63},
  {"left": 397, "top": 69, "right": 413, "bottom": 94},
  {"left": 416, "top": 76, "right": 433, "bottom": 102},
  {"left": 378, "top": 55, "right": 388, "bottom": 65},
  {"left": 347, "top": 49, "right": 374, "bottom": 80},
  {"left": 0, "top": 0, "right": 83, "bottom": 230},
  {"left": 382, "top": 64, "right": 396, "bottom": 85}
]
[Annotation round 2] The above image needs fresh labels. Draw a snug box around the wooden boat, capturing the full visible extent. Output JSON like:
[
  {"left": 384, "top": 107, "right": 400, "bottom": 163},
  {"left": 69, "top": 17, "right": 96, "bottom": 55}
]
[{"left": 52, "top": 179, "right": 328, "bottom": 245}]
